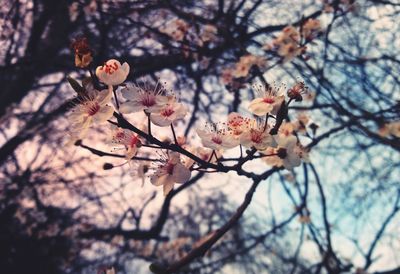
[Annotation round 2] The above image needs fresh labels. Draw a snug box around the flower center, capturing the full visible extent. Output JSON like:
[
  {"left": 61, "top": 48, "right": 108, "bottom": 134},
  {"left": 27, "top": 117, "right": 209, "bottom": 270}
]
[
  {"left": 142, "top": 95, "right": 156, "bottom": 107},
  {"left": 211, "top": 136, "right": 223, "bottom": 145},
  {"left": 165, "top": 162, "right": 175, "bottom": 175},
  {"left": 263, "top": 97, "right": 275, "bottom": 104},
  {"left": 87, "top": 102, "right": 100, "bottom": 116},
  {"left": 129, "top": 135, "right": 138, "bottom": 148},
  {"left": 116, "top": 131, "right": 125, "bottom": 139},
  {"left": 277, "top": 148, "right": 287, "bottom": 159},
  {"left": 250, "top": 130, "right": 263, "bottom": 144},
  {"left": 102, "top": 61, "right": 119, "bottom": 75},
  {"left": 200, "top": 153, "right": 210, "bottom": 161},
  {"left": 161, "top": 107, "right": 175, "bottom": 117}
]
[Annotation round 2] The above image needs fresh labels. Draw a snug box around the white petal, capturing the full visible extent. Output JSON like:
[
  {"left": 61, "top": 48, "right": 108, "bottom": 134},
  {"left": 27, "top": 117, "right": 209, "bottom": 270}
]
[
  {"left": 121, "top": 62, "right": 130, "bottom": 75},
  {"left": 201, "top": 138, "right": 221, "bottom": 150},
  {"left": 120, "top": 84, "right": 141, "bottom": 100},
  {"left": 93, "top": 105, "right": 114, "bottom": 123},
  {"left": 248, "top": 98, "right": 272, "bottom": 116},
  {"left": 119, "top": 101, "right": 144, "bottom": 113},
  {"left": 150, "top": 172, "right": 168, "bottom": 186},
  {"left": 163, "top": 180, "right": 175, "bottom": 196},
  {"left": 97, "top": 87, "right": 113, "bottom": 106},
  {"left": 168, "top": 152, "right": 181, "bottom": 164},
  {"left": 150, "top": 113, "right": 172, "bottom": 127},
  {"left": 196, "top": 129, "right": 210, "bottom": 139},
  {"left": 221, "top": 135, "right": 240, "bottom": 149},
  {"left": 172, "top": 163, "right": 191, "bottom": 184},
  {"left": 155, "top": 95, "right": 169, "bottom": 105}
]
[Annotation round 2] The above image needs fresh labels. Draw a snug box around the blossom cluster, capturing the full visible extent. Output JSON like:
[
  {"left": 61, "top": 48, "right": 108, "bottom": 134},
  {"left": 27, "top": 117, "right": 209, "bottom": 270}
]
[
  {"left": 265, "top": 19, "right": 322, "bottom": 62},
  {"left": 66, "top": 50, "right": 312, "bottom": 196},
  {"left": 322, "top": 0, "right": 358, "bottom": 13},
  {"left": 196, "top": 83, "right": 310, "bottom": 170}
]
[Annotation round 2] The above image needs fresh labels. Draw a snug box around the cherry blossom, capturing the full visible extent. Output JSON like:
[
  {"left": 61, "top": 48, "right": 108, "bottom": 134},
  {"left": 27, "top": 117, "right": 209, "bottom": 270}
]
[
  {"left": 68, "top": 87, "right": 114, "bottom": 139},
  {"left": 248, "top": 84, "right": 286, "bottom": 116},
  {"left": 96, "top": 59, "right": 130, "bottom": 86},
  {"left": 293, "top": 112, "right": 311, "bottom": 134},
  {"left": 287, "top": 81, "right": 308, "bottom": 102},
  {"left": 302, "top": 19, "right": 322, "bottom": 41},
  {"left": 150, "top": 98, "right": 188, "bottom": 127},
  {"left": 119, "top": 82, "right": 169, "bottom": 114},
  {"left": 278, "top": 122, "right": 295, "bottom": 137},
  {"left": 232, "top": 54, "right": 266, "bottom": 78},
  {"left": 266, "top": 26, "right": 303, "bottom": 62},
  {"left": 239, "top": 120, "right": 277, "bottom": 150},
  {"left": 263, "top": 135, "right": 309, "bottom": 170},
  {"left": 196, "top": 123, "right": 239, "bottom": 150},
  {"left": 150, "top": 152, "right": 191, "bottom": 196},
  {"left": 111, "top": 127, "right": 142, "bottom": 159}
]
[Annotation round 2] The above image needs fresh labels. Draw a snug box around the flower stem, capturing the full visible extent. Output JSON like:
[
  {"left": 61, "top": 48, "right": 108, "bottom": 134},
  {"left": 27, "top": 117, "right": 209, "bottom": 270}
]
[
  {"left": 170, "top": 124, "right": 178, "bottom": 144},
  {"left": 147, "top": 112, "right": 152, "bottom": 136},
  {"left": 263, "top": 113, "right": 269, "bottom": 132}
]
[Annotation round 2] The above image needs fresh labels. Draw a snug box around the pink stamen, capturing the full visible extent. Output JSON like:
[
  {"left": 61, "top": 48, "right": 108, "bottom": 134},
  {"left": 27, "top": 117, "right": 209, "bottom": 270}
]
[
  {"left": 161, "top": 108, "right": 175, "bottom": 117},
  {"left": 103, "top": 61, "right": 119, "bottom": 75},
  {"left": 211, "top": 136, "right": 223, "bottom": 145},
  {"left": 116, "top": 131, "right": 125, "bottom": 139},
  {"left": 129, "top": 135, "right": 138, "bottom": 148},
  {"left": 87, "top": 103, "right": 100, "bottom": 116},
  {"left": 165, "top": 162, "right": 175, "bottom": 175},
  {"left": 142, "top": 95, "right": 156, "bottom": 107},
  {"left": 250, "top": 130, "right": 262, "bottom": 143},
  {"left": 263, "top": 97, "right": 275, "bottom": 104}
]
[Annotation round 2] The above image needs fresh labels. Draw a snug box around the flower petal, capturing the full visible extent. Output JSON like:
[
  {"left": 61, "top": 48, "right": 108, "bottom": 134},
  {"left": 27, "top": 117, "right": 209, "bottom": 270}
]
[
  {"left": 248, "top": 98, "right": 273, "bottom": 116},
  {"left": 119, "top": 101, "right": 144, "bottom": 113},
  {"left": 93, "top": 105, "right": 114, "bottom": 123},
  {"left": 172, "top": 163, "right": 191, "bottom": 184},
  {"left": 150, "top": 172, "right": 168, "bottom": 186},
  {"left": 150, "top": 113, "right": 172, "bottom": 127},
  {"left": 163, "top": 180, "right": 175, "bottom": 196}
]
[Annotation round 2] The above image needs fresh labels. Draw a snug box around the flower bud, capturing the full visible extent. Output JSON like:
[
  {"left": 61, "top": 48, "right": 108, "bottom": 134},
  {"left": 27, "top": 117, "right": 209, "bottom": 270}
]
[
  {"left": 103, "top": 163, "right": 114, "bottom": 170},
  {"left": 277, "top": 148, "right": 287, "bottom": 159}
]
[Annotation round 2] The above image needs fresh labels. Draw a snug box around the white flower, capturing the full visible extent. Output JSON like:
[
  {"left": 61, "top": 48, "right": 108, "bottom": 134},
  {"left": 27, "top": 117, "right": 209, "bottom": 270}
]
[
  {"left": 239, "top": 120, "right": 277, "bottom": 150},
  {"left": 263, "top": 135, "right": 309, "bottom": 170},
  {"left": 119, "top": 82, "right": 169, "bottom": 114},
  {"left": 111, "top": 127, "right": 141, "bottom": 159},
  {"left": 69, "top": 88, "right": 114, "bottom": 139},
  {"left": 248, "top": 84, "right": 285, "bottom": 116},
  {"left": 150, "top": 98, "right": 187, "bottom": 127},
  {"left": 196, "top": 123, "right": 240, "bottom": 150},
  {"left": 150, "top": 152, "right": 191, "bottom": 196},
  {"left": 96, "top": 59, "right": 130, "bottom": 86}
]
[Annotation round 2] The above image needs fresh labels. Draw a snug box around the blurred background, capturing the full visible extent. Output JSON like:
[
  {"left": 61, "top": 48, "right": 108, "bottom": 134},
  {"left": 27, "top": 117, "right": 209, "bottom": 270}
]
[{"left": 0, "top": 0, "right": 399, "bottom": 273}]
